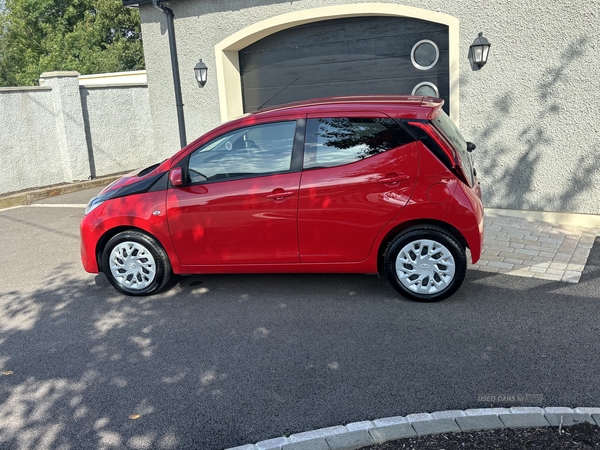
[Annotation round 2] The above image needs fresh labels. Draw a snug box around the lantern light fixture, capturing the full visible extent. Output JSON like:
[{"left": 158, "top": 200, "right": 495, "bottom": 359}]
[
  {"left": 469, "top": 32, "right": 491, "bottom": 69},
  {"left": 194, "top": 59, "right": 208, "bottom": 87}
]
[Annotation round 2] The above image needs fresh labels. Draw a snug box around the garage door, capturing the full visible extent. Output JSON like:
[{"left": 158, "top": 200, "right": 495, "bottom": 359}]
[{"left": 239, "top": 16, "right": 449, "bottom": 113}]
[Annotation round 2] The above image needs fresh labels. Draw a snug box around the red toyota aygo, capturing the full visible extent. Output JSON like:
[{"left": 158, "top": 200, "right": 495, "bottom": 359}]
[{"left": 81, "top": 96, "right": 484, "bottom": 302}]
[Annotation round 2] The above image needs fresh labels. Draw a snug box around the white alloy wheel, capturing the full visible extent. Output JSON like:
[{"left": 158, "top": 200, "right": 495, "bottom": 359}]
[
  {"left": 109, "top": 241, "right": 157, "bottom": 290},
  {"left": 395, "top": 238, "right": 456, "bottom": 294}
]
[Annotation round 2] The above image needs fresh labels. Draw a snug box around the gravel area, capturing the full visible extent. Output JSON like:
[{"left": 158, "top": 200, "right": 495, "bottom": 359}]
[{"left": 360, "top": 422, "right": 600, "bottom": 449}]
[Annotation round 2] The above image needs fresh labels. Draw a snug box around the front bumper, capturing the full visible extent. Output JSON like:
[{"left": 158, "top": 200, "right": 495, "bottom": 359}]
[{"left": 80, "top": 212, "right": 106, "bottom": 273}]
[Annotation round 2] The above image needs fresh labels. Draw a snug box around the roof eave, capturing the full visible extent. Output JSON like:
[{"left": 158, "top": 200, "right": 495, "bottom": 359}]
[{"left": 122, "top": 0, "right": 155, "bottom": 7}]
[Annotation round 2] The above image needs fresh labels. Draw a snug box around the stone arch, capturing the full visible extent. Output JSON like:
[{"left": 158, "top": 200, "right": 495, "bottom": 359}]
[{"left": 215, "top": 3, "right": 459, "bottom": 123}]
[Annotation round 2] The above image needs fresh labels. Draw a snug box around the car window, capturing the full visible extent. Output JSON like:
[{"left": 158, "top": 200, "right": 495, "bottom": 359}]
[
  {"left": 304, "top": 118, "right": 414, "bottom": 169},
  {"left": 431, "top": 111, "right": 474, "bottom": 186},
  {"left": 188, "top": 121, "right": 297, "bottom": 183}
]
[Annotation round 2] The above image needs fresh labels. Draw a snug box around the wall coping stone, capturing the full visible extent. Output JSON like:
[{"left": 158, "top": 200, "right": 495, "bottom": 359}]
[
  {"left": 40, "top": 71, "right": 81, "bottom": 78},
  {"left": 80, "top": 83, "right": 148, "bottom": 89},
  {"left": 0, "top": 86, "right": 52, "bottom": 92}
]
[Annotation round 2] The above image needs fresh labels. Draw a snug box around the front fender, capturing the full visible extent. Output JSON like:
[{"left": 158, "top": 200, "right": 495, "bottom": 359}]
[{"left": 91, "top": 190, "right": 187, "bottom": 274}]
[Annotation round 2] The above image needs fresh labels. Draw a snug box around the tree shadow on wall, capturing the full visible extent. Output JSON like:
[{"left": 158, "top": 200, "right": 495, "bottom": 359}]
[{"left": 474, "top": 36, "right": 599, "bottom": 213}]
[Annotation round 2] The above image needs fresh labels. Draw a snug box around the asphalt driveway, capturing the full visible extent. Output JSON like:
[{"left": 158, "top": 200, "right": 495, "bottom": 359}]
[{"left": 0, "top": 189, "right": 599, "bottom": 449}]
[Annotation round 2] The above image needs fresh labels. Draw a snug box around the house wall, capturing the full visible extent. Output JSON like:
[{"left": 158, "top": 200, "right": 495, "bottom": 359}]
[
  {"left": 138, "top": 0, "right": 600, "bottom": 215},
  {"left": 0, "top": 72, "right": 155, "bottom": 196}
]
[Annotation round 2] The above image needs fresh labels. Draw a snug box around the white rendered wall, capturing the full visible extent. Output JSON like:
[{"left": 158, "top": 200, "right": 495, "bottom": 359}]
[
  {"left": 80, "top": 85, "right": 155, "bottom": 177},
  {"left": 0, "top": 71, "right": 154, "bottom": 196},
  {"left": 139, "top": 0, "right": 600, "bottom": 214},
  {"left": 0, "top": 87, "right": 66, "bottom": 194}
]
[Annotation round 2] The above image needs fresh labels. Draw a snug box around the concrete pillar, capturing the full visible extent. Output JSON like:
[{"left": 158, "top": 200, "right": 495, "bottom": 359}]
[{"left": 39, "top": 72, "right": 90, "bottom": 182}]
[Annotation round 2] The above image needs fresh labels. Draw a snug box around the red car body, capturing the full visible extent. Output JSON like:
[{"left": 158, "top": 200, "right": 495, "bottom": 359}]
[{"left": 81, "top": 95, "right": 484, "bottom": 300}]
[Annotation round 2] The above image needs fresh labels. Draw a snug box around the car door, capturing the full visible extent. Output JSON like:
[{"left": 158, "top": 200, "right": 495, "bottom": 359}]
[
  {"left": 298, "top": 114, "right": 419, "bottom": 263},
  {"left": 167, "top": 120, "right": 303, "bottom": 266}
]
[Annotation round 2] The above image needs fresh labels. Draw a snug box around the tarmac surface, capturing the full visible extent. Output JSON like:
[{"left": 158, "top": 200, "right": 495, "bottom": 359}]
[{"left": 0, "top": 187, "right": 599, "bottom": 450}]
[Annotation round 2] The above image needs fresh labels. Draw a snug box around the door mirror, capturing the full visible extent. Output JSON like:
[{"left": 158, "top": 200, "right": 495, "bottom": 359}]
[{"left": 170, "top": 167, "right": 183, "bottom": 187}]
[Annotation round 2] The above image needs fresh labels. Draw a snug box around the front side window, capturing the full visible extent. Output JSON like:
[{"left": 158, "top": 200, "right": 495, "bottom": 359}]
[
  {"left": 188, "top": 121, "right": 297, "bottom": 183},
  {"left": 304, "top": 118, "right": 414, "bottom": 169}
]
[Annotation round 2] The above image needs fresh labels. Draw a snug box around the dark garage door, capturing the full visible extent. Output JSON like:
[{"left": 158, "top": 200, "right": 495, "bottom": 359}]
[{"left": 240, "top": 16, "right": 449, "bottom": 113}]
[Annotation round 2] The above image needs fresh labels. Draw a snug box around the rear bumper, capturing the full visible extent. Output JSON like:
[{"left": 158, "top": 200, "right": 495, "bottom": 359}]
[
  {"left": 458, "top": 181, "right": 484, "bottom": 263},
  {"left": 440, "top": 180, "right": 484, "bottom": 264}
]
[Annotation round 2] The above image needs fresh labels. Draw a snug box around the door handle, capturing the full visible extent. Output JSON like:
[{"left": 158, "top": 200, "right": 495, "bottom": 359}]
[
  {"left": 377, "top": 174, "right": 410, "bottom": 184},
  {"left": 267, "top": 190, "right": 295, "bottom": 200}
]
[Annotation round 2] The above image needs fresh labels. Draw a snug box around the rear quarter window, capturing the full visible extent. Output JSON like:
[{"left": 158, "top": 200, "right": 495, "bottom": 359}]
[
  {"left": 304, "top": 118, "right": 414, "bottom": 169},
  {"left": 431, "top": 112, "right": 474, "bottom": 186}
]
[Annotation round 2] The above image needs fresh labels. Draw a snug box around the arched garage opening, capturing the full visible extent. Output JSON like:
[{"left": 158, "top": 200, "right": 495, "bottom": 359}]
[
  {"left": 215, "top": 4, "right": 459, "bottom": 123},
  {"left": 240, "top": 16, "right": 449, "bottom": 114}
]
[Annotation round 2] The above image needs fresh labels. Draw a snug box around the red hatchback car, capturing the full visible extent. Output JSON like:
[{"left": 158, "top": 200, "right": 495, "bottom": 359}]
[{"left": 80, "top": 96, "right": 483, "bottom": 301}]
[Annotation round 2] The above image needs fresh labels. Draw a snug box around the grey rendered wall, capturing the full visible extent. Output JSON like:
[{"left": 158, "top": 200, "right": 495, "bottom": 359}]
[
  {"left": 80, "top": 85, "right": 155, "bottom": 177},
  {"left": 0, "top": 73, "right": 154, "bottom": 196},
  {"left": 0, "top": 88, "right": 67, "bottom": 194},
  {"left": 139, "top": 0, "right": 600, "bottom": 215}
]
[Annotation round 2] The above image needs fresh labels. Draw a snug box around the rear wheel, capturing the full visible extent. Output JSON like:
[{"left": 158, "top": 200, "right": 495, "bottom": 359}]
[
  {"left": 384, "top": 228, "right": 466, "bottom": 302},
  {"left": 102, "top": 231, "right": 171, "bottom": 296}
]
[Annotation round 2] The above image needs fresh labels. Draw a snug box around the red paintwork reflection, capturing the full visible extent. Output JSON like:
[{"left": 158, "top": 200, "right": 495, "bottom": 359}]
[
  {"left": 298, "top": 142, "right": 419, "bottom": 262},
  {"left": 167, "top": 173, "right": 301, "bottom": 265}
]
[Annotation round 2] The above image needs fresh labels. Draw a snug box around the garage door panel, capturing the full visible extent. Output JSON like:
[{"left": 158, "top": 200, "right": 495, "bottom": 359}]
[
  {"left": 240, "top": 16, "right": 450, "bottom": 113},
  {"left": 240, "top": 30, "right": 449, "bottom": 72},
  {"left": 243, "top": 75, "right": 450, "bottom": 112},
  {"left": 242, "top": 53, "right": 449, "bottom": 88},
  {"left": 244, "top": 16, "right": 446, "bottom": 52}
]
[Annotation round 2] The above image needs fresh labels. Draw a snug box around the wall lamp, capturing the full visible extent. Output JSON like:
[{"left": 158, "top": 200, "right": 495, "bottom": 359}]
[
  {"left": 469, "top": 32, "right": 491, "bottom": 69},
  {"left": 194, "top": 59, "right": 208, "bottom": 87}
]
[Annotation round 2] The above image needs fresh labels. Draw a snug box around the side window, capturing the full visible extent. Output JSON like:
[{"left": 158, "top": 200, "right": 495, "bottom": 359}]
[
  {"left": 304, "top": 118, "right": 414, "bottom": 169},
  {"left": 188, "top": 121, "right": 297, "bottom": 183}
]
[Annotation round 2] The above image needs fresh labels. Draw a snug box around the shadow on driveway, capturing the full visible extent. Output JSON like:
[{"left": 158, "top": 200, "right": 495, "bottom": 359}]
[{"left": 0, "top": 238, "right": 598, "bottom": 449}]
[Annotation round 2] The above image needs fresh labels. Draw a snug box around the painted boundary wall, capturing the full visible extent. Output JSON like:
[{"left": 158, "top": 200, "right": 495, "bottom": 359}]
[
  {"left": 138, "top": 0, "right": 600, "bottom": 215},
  {"left": 0, "top": 71, "right": 155, "bottom": 196}
]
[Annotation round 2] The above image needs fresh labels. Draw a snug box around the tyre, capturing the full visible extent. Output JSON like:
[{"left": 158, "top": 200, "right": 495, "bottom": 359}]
[
  {"left": 102, "top": 231, "right": 171, "bottom": 296},
  {"left": 384, "top": 228, "right": 466, "bottom": 302}
]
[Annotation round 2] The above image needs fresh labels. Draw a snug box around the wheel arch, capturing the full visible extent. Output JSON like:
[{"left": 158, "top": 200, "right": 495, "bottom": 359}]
[
  {"left": 95, "top": 226, "right": 169, "bottom": 273},
  {"left": 377, "top": 219, "right": 468, "bottom": 274}
]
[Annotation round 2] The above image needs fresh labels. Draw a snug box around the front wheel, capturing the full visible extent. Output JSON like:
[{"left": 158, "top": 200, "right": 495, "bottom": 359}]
[
  {"left": 102, "top": 231, "right": 171, "bottom": 296},
  {"left": 384, "top": 228, "right": 466, "bottom": 302}
]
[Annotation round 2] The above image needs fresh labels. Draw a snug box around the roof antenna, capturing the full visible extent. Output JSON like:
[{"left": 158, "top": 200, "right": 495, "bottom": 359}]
[{"left": 256, "top": 77, "right": 300, "bottom": 111}]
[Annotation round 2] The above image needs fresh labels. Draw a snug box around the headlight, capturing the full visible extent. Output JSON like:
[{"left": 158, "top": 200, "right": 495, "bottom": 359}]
[{"left": 85, "top": 190, "right": 119, "bottom": 215}]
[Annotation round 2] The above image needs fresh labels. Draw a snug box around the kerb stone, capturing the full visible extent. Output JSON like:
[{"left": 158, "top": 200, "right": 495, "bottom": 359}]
[
  {"left": 544, "top": 413, "right": 594, "bottom": 426},
  {"left": 456, "top": 415, "right": 505, "bottom": 432},
  {"left": 281, "top": 438, "right": 329, "bottom": 450},
  {"left": 410, "top": 418, "right": 461, "bottom": 436},
  {"left": 326, "top": 430, "right": 374, "bottom": 450},
  {"left": 499, "top": 413, "right": 549, "bottom": 428}
]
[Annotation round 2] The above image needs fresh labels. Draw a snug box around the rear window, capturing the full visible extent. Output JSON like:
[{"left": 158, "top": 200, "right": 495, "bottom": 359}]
[
  {"left": 304, "top": 118, "right": 414, "bottom": 169},
  {"left": 431, "top": 112, "right": 474, "bottom": 185}
]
